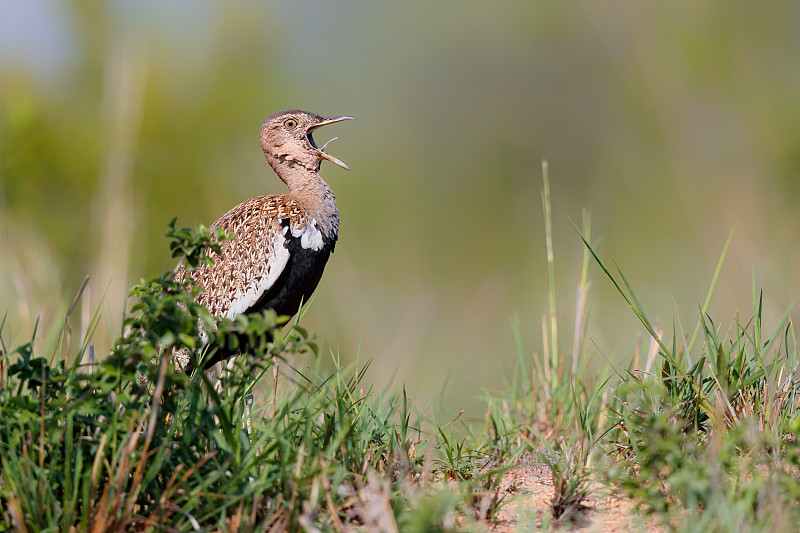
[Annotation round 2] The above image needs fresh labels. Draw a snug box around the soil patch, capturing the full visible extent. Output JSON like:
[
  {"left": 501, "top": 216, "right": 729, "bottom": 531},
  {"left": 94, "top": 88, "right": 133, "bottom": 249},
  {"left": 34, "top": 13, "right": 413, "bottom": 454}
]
[{"left": 489, "top": 461, "right": 665, "bottom": 532}]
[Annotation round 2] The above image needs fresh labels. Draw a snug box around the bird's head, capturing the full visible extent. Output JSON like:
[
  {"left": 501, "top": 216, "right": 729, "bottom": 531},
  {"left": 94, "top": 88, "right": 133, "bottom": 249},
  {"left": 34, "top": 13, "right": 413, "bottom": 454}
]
[{"left": 260, "top": 110, "right": 354, "bottom": 174}]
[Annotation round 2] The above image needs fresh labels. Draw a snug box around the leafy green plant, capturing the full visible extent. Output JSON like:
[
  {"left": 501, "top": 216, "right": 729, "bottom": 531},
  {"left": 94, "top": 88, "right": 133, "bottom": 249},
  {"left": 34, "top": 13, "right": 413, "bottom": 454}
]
[{"left": 0, "top": 220, "right": 430, "bottom": 532}]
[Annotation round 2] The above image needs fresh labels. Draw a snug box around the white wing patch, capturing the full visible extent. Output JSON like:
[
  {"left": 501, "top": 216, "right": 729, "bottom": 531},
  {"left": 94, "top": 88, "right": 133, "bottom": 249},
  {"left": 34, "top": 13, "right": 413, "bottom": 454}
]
[
  {"left": 293, "top": 216, "right": 325, "bottom": 251},
  {"left": 225, "top": 234, "right": 291, "bottom": 320}
]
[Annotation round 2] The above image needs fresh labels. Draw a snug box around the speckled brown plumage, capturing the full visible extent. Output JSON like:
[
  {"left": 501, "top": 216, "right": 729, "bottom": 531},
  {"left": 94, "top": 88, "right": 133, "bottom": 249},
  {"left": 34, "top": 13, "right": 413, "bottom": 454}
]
[
  {"left": 174, "top": 109, "right": 353, "bottom": 371},
  {"left": 182, "top": 195, "right": 306, "bottom": 320}
]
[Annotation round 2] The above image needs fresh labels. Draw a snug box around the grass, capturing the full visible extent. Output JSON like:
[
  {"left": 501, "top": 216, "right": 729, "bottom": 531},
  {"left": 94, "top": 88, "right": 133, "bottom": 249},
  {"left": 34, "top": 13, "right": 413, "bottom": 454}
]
[
  {"left": 0, "top": 220, "right": 503, "bottom": 532},
  {"left": 2, "top": 171, "right": 800, "bottom": 532}
]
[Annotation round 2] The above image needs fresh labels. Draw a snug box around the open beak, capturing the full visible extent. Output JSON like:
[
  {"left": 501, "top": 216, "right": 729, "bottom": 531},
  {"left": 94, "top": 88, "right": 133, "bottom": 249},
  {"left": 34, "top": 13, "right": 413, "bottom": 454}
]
[{"left": 307, "top": 115, "right": 355, "bottom": 170}]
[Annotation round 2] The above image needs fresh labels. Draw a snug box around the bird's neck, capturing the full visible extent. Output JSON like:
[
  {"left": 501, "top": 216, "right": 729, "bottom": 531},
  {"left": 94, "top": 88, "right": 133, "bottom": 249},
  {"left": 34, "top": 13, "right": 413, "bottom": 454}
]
[{"left": 268, "top": 157, "right": 340, "bottom": 240}]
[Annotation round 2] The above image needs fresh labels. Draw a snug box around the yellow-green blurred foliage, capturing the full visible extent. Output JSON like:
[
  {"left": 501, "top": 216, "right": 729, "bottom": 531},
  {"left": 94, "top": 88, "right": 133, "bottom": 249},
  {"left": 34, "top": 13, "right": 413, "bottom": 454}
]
[{"left": 2, "top": 2, "right": 800, "bottom": 413}]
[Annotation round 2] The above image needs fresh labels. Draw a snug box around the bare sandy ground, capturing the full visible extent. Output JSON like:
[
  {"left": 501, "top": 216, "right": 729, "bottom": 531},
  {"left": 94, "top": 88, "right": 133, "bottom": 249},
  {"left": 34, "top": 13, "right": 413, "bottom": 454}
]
[{"left": 488, "top": 462, "right": 665, "bottom": 533}]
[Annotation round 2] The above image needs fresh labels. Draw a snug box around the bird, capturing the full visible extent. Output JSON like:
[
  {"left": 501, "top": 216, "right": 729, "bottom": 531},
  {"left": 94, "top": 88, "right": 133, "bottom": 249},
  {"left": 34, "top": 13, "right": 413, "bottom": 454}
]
[{"left": 174, "top": 109, "right": 353, "bottom": 372}]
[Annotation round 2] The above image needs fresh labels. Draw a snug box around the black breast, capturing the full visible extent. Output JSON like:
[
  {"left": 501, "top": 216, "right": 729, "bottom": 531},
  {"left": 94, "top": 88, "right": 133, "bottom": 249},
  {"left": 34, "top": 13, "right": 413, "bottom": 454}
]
[
  {"left": 195, "top": 220, "right": 335, "bottom": 371},
  {"left": 252, "top": 225, "right": 335, "bottom": 318}
]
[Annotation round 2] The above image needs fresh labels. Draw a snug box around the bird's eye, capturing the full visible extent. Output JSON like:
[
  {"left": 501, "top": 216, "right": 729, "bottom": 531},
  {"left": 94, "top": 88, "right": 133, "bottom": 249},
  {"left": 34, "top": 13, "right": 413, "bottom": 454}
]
[{"left": 284, "top": 118, "right": 298, "bottom": 130}]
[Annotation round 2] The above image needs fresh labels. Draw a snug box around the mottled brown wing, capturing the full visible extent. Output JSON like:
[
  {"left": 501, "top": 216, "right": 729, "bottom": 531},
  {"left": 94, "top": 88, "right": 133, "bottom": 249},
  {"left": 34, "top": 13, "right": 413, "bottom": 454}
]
[{"left": 179, "top": 195, "right": 309, "bottom": 320}]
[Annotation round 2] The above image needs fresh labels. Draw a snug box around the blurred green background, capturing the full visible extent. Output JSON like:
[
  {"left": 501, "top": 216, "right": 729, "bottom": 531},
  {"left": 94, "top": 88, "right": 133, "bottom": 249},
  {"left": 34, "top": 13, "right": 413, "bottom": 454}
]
[{"left": 2, "top": 1, "right": 800, "bottom": 415}]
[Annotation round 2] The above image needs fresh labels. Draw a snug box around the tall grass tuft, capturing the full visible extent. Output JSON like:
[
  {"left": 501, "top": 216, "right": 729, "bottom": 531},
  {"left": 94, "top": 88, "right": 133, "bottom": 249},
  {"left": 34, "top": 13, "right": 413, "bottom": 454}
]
[
  {"left": 578, "top": 229, "right": 800, "bottom": 532},
  {"left": 485, "top": 164, "right": 800, "bottom": 530}
]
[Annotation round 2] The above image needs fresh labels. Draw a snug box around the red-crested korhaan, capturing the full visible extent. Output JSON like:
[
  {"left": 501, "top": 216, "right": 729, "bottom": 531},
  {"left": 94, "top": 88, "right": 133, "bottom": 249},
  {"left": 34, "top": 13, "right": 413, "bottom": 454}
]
[{"left": 176, "top": 109, "right": 353, "bottom": 371}]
